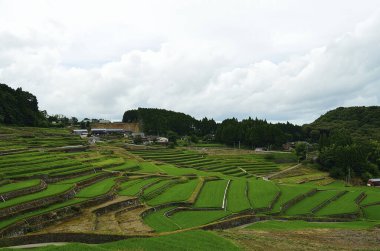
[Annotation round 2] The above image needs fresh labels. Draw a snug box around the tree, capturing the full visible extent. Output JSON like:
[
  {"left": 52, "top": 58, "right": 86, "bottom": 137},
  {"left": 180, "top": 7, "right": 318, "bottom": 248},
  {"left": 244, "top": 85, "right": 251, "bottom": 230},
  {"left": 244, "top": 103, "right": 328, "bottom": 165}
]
[
  {"left": 295, "top": 142, "right": 307, "bottom": 162},
  {"left": 167, "top": 130, "right": 179, "bottom": 144},
  {"left": 0, "top": 83, "right": 47, "bottom": 126},
  {"left": 133, "top": 135, "right": 143, "bottom": 144},
  {"left": 85, "top": 121, "right": 91, "bottom": 132},
  {"left": 71, "top": 117, "right": 78, "bottom": 125}
]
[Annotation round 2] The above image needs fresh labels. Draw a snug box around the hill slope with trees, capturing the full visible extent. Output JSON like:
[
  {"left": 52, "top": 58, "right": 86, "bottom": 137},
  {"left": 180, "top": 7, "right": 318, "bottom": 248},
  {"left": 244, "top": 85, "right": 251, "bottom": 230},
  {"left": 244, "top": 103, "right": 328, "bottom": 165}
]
[
  {"left": 0, "top": 83, "right": 47, "bottom": 126},
  {"left": 303, "top": 106, "right": 380, "bottom": 183},
  {"left": 305, "top": 106, "right": 380, "bottom": 141},
  {"left": 123, "top": 108, "right": 305, "bottom": 148}
]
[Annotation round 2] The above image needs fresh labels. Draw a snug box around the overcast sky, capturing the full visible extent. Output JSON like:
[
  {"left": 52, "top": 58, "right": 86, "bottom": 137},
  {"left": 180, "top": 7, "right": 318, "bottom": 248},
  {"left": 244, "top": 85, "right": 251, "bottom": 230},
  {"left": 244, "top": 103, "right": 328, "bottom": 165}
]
[{"left": 1, "top": 0, "right": 380, "bottom": 124}]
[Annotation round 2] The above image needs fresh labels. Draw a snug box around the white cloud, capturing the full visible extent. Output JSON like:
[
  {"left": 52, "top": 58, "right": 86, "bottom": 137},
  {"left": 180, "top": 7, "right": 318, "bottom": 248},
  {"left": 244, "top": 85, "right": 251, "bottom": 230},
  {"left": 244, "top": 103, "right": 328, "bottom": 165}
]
[{"left": 0, "top": 0, "right": 380, "bottom": 123}]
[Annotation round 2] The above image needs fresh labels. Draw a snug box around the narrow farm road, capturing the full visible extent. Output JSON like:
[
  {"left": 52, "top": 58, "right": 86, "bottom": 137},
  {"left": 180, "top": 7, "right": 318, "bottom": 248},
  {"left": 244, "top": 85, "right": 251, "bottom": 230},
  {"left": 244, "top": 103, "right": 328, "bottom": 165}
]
[{"left": 266, "top": 163, "right": 302, "bottom": 180}]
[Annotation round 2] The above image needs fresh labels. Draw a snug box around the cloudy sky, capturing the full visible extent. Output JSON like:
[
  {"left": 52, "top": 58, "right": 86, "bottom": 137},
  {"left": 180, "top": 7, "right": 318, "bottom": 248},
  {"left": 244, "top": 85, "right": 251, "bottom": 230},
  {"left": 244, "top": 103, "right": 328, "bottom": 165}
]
[{"left": 1, "top": 0, "right": 380, "bottom": 124}]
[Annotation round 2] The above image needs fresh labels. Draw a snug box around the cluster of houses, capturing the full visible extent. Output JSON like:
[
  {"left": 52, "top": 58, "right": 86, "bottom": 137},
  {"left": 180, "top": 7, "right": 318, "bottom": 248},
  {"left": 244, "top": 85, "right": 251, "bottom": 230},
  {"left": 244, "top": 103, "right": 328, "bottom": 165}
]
[{"left": 72, "top": 128, "right": 169, "bottom": 145}]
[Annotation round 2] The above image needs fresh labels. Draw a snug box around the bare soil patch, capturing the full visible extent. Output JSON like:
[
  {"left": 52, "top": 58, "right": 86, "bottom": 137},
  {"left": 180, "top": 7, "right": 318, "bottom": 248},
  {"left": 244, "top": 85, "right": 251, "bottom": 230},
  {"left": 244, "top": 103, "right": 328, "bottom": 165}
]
[{"left": 218, "top": 228, "right": 380, "bottom": 251}]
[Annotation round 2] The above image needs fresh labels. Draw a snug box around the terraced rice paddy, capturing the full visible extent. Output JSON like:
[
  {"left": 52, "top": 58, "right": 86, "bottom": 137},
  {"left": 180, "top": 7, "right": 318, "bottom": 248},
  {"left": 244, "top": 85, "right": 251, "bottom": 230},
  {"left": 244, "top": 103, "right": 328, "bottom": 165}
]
[
  {"left": 360, "top": 190, "right": 380, "bottom": 206},
  {"left": 316, "top": 191, "right": 362, "bottom": 216},
  {"left": 143, "top": 206, "right": 180, "bottom": 232},
  {"left": 285, "top": 190, "right": 339, "bottom": 215},
  {"left": 0, "top": 179, "right": 40, "bottom": 194},
  {"left": 75, "top": 178, "right": 116, "bottom": 198},
  {"left": 0, "top": 184, "right": 73, "bottom": 209},
  {"left": 0, "top": 125, "right": 379, "bottom": 250},
  {"left": 363, "top": 205, "right": 380, "bottom": 220},
  {"left": 271, "top": 185, "right": 310, "bottom": 213},
  {"left": 129, "top": 149, "right": 290, "bottom": 178},
  {"left": 194, "top": 180, "right": 228, "bottom": 208},
  {"left": 147, "top": 178, "right": 199, "bottom": 206},
  {"left": 169, "top": 210, "right": 230, "bottom": 229},
  {"left": 118, "top": 177, "right": 160, "bottom": 196},
  {"left": 248, "top": 179, "right": 279, "bottom": 209},
  {"left": 226, "top": 180, "right": 251, "bottom": 212}
]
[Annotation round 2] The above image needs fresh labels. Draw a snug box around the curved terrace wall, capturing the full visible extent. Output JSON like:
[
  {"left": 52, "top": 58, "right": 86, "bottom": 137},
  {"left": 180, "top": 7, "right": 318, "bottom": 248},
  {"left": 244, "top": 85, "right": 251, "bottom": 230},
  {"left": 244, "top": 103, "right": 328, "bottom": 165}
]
[{"left": 0, "top": 180, "right": 47, "bottom": 201}]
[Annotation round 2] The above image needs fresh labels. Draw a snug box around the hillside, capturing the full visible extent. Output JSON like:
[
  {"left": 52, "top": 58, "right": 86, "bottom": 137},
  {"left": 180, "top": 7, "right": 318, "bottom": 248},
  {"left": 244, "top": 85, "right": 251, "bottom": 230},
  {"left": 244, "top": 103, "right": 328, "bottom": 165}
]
[
  {"left": 122, "top": 108, "right": 210, "bottom": 136},
  {"left": 0, "top": 83, "right": 46, "bottom": 126},
  {"left": 305, "top": 106, "right": 380, "bottom": 141}
]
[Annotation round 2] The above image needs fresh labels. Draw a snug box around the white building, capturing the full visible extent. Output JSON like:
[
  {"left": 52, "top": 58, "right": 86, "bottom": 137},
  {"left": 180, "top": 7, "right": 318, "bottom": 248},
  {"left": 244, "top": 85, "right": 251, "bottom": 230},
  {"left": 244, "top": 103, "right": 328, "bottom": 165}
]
[{"left": 156, "top": 137, "right": 169, "bottom": 143}]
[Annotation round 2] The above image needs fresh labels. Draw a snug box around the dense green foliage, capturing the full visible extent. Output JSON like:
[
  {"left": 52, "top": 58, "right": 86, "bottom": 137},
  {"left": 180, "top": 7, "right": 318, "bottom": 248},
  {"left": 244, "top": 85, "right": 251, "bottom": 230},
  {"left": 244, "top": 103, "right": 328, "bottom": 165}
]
[
  {"left": 123, "top": 108, "right": 303, "bottom": 148},
  {"left": 0, "top": 83, "right": 46, "bottom": 126},
  {"left": 317, "top": 130, "right": 380, "bottom": 181},
  {"left": 303, "top": 107, "right": 380, "bottom": 182},
  {"left": 215, "top": 118, "right": 304, "bottom": 148},
  {"left": 305, "top": 106, "right": 380, "bottom": 141},
  {"left": 123, "top": 108, "right": 201, "bottom": 136}
]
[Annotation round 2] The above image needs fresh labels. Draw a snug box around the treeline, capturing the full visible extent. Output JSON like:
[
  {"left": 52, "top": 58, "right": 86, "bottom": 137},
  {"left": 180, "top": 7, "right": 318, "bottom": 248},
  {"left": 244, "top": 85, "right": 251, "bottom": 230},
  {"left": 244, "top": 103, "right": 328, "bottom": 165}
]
[
  {"left": 215, "top": 118, "right": 305, "bottom": 148},
  {"left": 123, "top": 108, "right": 217, "bottom": 137},
  {"left": 302, "top": 106, "right": 380, "bottom": 182},
  {"left": 0, "top": 83, "right": 46, "bottom": 126},
  {"left": 306, "top": 106, "right": 380, "bottom": 141},
  {"left": 317, "top": 130, "right": 380, "bottom": 182},
  {"left": 122, "top": 108, "right": 304, "bottom": 148}
]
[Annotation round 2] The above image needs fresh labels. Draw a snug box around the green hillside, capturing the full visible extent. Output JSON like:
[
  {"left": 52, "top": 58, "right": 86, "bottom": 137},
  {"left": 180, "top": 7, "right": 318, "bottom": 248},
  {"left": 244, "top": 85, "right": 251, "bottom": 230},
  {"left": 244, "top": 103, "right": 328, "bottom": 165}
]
[
  {"left": 0, "top": 83, "right": 47, "bottom": 126},
  {"left": 305, "top": 106, "right": 380, "bottom": 141}
]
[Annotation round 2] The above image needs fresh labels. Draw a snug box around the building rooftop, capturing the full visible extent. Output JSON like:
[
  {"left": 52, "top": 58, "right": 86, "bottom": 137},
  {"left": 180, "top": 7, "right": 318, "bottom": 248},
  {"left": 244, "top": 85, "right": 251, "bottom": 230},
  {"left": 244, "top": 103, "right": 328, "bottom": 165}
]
[{"left": 368, "top": 178, "right": 380, "bottom": 182}]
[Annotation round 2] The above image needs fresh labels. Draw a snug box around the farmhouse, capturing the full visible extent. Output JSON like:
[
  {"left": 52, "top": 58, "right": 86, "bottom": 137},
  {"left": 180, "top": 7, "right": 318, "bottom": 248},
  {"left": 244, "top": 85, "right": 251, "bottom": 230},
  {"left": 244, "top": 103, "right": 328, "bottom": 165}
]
[
  {"left": 367, "top": 178, "right": 380, "bottom": 187},
  {"left": 156, "top": 137, "right": 169, "bottom": 144}
]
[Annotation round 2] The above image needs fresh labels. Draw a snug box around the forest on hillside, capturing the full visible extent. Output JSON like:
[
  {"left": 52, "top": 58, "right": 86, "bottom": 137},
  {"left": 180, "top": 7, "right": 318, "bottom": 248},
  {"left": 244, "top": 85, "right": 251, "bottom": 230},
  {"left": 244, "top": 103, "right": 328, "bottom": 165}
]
[
  {"left": 0, "top": 83, "right": 46, "bottom": 126},
  {"left": 123, "top": 108, "right": 305, "bottom": 148},
  {"left": 305, "top": 106, "right": 380, "bottom": 141}
]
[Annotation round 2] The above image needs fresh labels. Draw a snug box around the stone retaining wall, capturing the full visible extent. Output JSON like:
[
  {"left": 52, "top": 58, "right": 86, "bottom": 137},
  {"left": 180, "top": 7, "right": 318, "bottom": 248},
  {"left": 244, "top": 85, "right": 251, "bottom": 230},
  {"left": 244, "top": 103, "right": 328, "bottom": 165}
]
[
  {"left": 48, "top": 145, "right": 89, "bottom": 153},
  {"left": 140, "top": 202, "right": 192, "bottom": 218},
  {"left": 355, "top": 192, "right": 366, "bottom": 204},
  {"left": 0, "top": 206, "right": 80, "bottom": 238},
  {"left": 76, "top": 172, "right": 118, "bottom": 189},
  {"left": 115, "top": 204, "right": 144, "bottom": 217},
  {"left": 219, "top": 208, "right": 255, "bottom": 221},
  {"left": 93, "top": 198, "right": 140, "bottom": 216},
  {"left": 0, "top": 189, "right": 118, "bottom": 238},
  {"left": 141, "top": 179, "right": 182, "bottom": 201},
  {"left": 137, "top": 179, "right": 165, "bottom": 198}
]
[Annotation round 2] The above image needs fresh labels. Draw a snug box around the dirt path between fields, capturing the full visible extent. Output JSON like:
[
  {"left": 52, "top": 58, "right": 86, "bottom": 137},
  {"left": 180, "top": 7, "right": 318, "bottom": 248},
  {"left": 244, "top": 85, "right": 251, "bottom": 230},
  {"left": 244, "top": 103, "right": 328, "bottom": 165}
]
[{"left": 266, "top": 163, "right": 302, "bottom": 179}]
